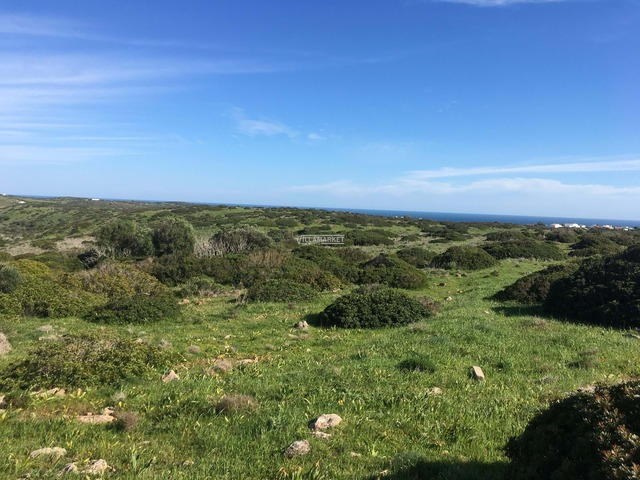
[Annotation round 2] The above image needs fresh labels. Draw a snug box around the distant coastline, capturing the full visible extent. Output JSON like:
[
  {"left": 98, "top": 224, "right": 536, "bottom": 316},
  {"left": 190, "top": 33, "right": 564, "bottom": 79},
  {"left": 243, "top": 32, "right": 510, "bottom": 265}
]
[{"left": 5, "top": 193, "right": 639, "bottom": 228}]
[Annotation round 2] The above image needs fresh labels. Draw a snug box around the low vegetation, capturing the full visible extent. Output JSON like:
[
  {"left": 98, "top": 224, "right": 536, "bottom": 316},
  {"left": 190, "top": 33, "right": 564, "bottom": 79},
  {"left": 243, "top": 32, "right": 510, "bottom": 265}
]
[{"left": 0, "top": 196, "right": 639, "bottom": 479}]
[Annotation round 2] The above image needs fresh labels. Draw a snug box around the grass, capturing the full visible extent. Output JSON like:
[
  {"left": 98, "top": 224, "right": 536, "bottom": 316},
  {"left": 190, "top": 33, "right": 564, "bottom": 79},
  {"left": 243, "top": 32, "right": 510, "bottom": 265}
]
[{"left": 1, "top": 260, "right": 639, "bottom": 479}]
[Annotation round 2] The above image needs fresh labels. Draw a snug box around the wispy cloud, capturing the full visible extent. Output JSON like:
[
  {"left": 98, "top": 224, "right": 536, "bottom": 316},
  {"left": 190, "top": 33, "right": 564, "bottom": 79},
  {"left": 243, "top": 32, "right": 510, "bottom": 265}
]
[
  {"left": 407, "top": 158, "right": 640, "bottom": 179},
  {"left": 232, "top": 109, "right": 298, "bottom": 138},
  {"left": 425, "top": 0, "right": 565, "bottom": 6}
]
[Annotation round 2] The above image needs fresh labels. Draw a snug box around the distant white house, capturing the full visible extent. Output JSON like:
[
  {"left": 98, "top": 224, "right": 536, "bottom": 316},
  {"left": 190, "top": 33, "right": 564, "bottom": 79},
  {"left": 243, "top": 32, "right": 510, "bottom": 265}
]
[
  {"left": 550, "top": 223, "right": 563, "bottom": 229},
  {"left": 91, "top": 198, "right": 101, "bottom": 201}
]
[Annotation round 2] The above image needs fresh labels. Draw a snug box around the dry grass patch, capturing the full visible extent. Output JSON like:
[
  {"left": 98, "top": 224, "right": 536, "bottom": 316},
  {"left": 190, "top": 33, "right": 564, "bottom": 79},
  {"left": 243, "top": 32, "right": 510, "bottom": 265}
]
[{"left": 214, "top": 394, "right": 258, "bottom": 414}]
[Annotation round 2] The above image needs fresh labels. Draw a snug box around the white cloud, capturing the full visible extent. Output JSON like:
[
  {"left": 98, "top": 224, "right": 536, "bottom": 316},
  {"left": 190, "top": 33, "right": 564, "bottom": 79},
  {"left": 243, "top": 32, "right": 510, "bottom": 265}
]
[
  {"left": 232, "top": 109, "right": 298, "bottom": 138},
  {"left": 407, "top": 158, "right": 640, "bottom": 179},
  {"left": 426, "top": 0, "right": 564, "bottom": 6}
]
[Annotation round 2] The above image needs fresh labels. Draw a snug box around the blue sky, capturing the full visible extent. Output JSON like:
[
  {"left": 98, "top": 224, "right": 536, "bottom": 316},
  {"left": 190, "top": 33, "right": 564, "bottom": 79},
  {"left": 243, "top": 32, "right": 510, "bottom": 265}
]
[{"left": 1, "top": 0, "right": 639, "bottom": 220}]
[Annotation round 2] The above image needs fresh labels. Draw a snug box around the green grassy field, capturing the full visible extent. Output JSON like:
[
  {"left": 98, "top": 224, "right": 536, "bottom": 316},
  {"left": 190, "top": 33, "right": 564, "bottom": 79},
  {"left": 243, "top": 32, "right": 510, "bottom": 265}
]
[
  {"left": 0, "top": 197, "right": 639, "bottom": 479},
  {"left": 1, "top": 260, "right": 638, "bottom": 479}
]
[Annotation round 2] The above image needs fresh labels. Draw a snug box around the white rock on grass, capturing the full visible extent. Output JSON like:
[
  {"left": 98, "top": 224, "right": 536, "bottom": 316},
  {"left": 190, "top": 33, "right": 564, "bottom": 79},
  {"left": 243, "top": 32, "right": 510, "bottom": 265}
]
[
  {"left": 83, "top": 459, "right": 113, "bottom": 475},
  {"left": 311, "top": 413, "right": 342, "bottom": 431},
  {"left": 0, "top": 332, "right": 11, "bottom": 355},
  {"left": 285, "top": 440, "right": 310, "bottom": 458},
  {"left": 30, "top": 447, "right": 67, "bottom": 459},
  {"left": 162, "top": 370, "right": 180, "bottom": 383}
]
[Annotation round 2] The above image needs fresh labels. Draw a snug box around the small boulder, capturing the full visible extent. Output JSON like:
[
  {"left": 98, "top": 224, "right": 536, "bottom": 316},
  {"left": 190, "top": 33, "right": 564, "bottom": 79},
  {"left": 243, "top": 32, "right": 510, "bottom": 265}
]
[
  {"left": 285, "top": 440, "right": 310, "bottom": 458},
  {"left": 162, "top": 370, "right": 180, "bottom": 383},
  {"left": 294, "top": 321, "right": 309, "bottom": 330},
  {"left": 311, "top": 431, "right": 332, "bottom": 439},
  {"left": 30, "top": 447, "right": 67, "bottom": 459},
  {"left": 428, "top": 387, "right": 442, "bottom": 395},
  {"left": 83, "top": 459, "right": 113, "bottom": 475},
  {"left": 59, "top": 463, "right": 79, "bottom": 475},
  {"left": 471, "top": 366, "right": 485, "bottom": 381},
  {"left": 77, "top": 413, "right": 115, "bottom": 425},
  {"left": 311, "top": 413, "right": 343, "bottom": 431}
]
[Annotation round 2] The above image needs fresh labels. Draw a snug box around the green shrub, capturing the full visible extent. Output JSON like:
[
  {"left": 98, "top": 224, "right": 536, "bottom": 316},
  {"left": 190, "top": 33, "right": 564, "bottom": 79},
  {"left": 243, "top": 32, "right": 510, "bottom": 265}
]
[
  {"left": 482, "top": 239, "right": 565, "bottom": 260},
  {"left": 544, "top": 246, "right": 640, "bottom": 328},
  {"left": 569, "top": 234, "right": 625, "bottom": 258},
  {"left": 0, "top": 265, "right": 21, "bottom": 293},
  {"left": 293, "top": 245, "right": 359, "bottom": 283},
  {"left": 96, "top": 219, "right": 154, "bottom": 257},
  {"left": 207, "top": 226, "right": 272, "bottom": 256},
  {"left": 0, "top": 332, "right": 172, "bottom": 390},
  {"left": 485, "top": 230, "right": 527, "bottom": 242},
  {"left": 152, "top": 217, "right": 195, "bottom": 256},
  {"left": 0, "top": 260, "right": 102, "bottom": 318},
  {"left": 318, "top": 288, "right": 431, "bottom": 328},
  {"left": 246, "top": 279, "right": 318, "bottom": 303},
  {"left": 175, "top": 276, "right": 227, "bottom": 297},
  {"left": 277, "top": 257, "right": 342, "bottom": 291},
  {"left": 545, "top": 229, "right": 580, "bottom": 244},
  {"left": 358, "top": 254, "right": 428, "bottom": 289},
  {"left": 85, "top": 291, "right": 180, "bottom": 324},
  {"left": 78, "top": 262, "right": 169, "bottom": 300},
  {"left": 505, "top": 381, "right": 640, "bottom": 480},
  {"left": 493, "top": 264, "right": 578, "bottom": 304},
  {"left": 430, "top": 246, "right": 498, "bottom": 271},
  {"left": 151, "top": 254, "right": 200, "bottom": 286},
  {"left": 345, "top": 229, "right": 395, "bottom": 246},
  {"left": 395, "top": 247, "right": 436, "bottom": 268}
]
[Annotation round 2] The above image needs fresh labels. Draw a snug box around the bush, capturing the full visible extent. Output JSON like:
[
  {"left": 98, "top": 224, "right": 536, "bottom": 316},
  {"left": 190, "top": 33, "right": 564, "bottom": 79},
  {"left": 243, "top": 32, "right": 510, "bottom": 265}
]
[
  {"left": 358, "top": 254, "right": 428, "bottom": 290},
  {"left": 277, "top": 257, "right": 342, "bottom": 291},
  {"left": 175, "top": 276, "right": 227, "bottom": 298},
  {"left": 293, "top": 245, "right": 359, "bottom": 283},
  {"left": 246, "top": 279, "right": 318, "bottom": 303},
  {"left": 96, "top": 219, "right": 154, "bottom": 257},
  {"left": 345, "top": 229, "right": 395, "bottom": 246},
  {"left": 0, "top": 332, "right": 172, "bottom": 390},
  {"left": 79, "top": 262, "right": 169, "bottom": 300},
  {"left": 482, "top": 239, "right": 565, "bottom": 260},
  {"left": 493, "top": 264, "right": 578, "bottom": 304},
  {"left": 318, "top": 288, "right": 431, "bottom": 328},
  {"left": 85, "top": 291, "right": 180, "bottom": 324},
  {"left": 430, "top": 246, "right": 498, "bottom": 270},
  {"left": 152, "top": 218, "right": 195, "bottom": 256},
  {"left": 505, "top": 381, "right": 640, "bottom": 480},
  {"left": 0, "top": 265, "right": 21, "bottom": 293},
  {"left": 569, "top": 234, "right": 625, "bottom": 258},
  {"left": 0, "top": 260, "right": 102, "bottom": 318},
  {"left": 207, "top": 226, "right": 272, "bottom": 256},
  {"left": 151, "top": 254, "right": 200, "bottom": 286},
  {"left": 485, "top": 230, "right": 527, "bottom": 242},
  {"left": 395, "top": 247, "right": 436, "bottom": 268},
  {"left": 544, "top": 246, "right": 640, "bottom": 328}
]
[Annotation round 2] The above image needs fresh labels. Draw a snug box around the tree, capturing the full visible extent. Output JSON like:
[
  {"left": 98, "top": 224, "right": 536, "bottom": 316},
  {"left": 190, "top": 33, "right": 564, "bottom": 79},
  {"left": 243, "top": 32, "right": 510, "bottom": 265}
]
[
  {"left": 95, "top": 219, "right": 154, "bottom": 258},
  {"left": 152, "top": 218, "right": 195, "bottom": 256}
]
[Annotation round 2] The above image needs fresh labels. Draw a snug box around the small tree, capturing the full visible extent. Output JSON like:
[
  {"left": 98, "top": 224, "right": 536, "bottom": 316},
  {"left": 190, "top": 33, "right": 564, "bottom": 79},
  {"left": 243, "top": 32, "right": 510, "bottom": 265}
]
[
  {"left": 152, "top": 218, "right": 195, "bottom": 256},
  {"left": 95, "top": 219, "right": 154, "bottom": 258}
]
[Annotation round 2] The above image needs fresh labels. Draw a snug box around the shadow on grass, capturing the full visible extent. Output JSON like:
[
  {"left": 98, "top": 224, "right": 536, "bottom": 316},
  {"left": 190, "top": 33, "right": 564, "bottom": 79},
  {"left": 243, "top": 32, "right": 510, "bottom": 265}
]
[
  {"left": 492, "top": 304, "right": 545, "bottom": 317},
  {"left": 368, "top": 459, "right": 509, "bottom": 480},
  {"left": 304, "top": 312, "right": 324, "bottom": 327}
]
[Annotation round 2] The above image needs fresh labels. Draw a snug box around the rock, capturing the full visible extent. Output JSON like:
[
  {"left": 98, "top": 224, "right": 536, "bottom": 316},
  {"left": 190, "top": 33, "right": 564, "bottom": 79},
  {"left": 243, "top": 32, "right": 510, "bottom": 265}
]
[
  {"left": 471, "top": 366, "right": 485, "bottom": 381},
  {"left": 224, "top": 335, "right": 233, "bottom": 340},
  {"left": 187, "top": 345, "right": 201, "bottom": 354},
  {"left": 236, "top": 358, "right": 257, "bottom": 365},
  {"left": 444, "top": 296, "right": 453, "bottom": 302},
  {"left": 77, "top": 412, "right": 115, "bottom": 425},
  {"left": 0, "top": 395, "right": 4, "bottom": 408},
  {"left": 182, "top": 460, "right": 194, "bottom": 466},
  {"left": 212, "top": 360, "right": 234, "bottom": 373},
  {"left": 311, "top": 431, "right": 332, "bottom": 439},
  {"left": 311, "top": 413, "right": 343, "bottom": 431},
  {"left": 294, "top": 321, "right": 309, "bottom": 330},
  {"left": 134, "top": 338, "right": 144, "bottom": 344},
  {"left": 30, "top": 447, "right": 67, "bottom": 459},
  {"left": 162, "top": 370, "right": 180, "bottom": 383},
  {"left": 427, "top": 387, "right": 442, "bottom": 395},
  {"left": 83, "top": 459, "right": 112, "bottom": 475},
  {"left": 59, "top": 463, "right": 79, "bottom": 475},
  {"left": 285, "top": 440, "right": 310, "bottom": 458},
  {"left": 158, "top": 339, "right": 172, "bottom": 349},
  {"left": 350, "top": 451, "right": 362, "bottom": 457}
]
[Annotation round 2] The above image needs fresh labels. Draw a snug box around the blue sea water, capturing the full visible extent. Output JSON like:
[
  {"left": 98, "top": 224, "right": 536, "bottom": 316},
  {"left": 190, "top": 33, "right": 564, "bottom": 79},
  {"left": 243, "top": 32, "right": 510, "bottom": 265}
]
[{"left": 315, "top": 207, "right": 640, "bottom": 228}]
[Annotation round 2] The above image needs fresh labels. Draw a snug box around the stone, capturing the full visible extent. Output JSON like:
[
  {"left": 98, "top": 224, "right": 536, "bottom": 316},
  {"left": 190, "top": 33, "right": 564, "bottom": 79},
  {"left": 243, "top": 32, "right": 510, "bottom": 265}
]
[
  {"left": 311, "top": 413, "right": 343, "bottom": 431},
  {"left": 471, "top": 366, "right": 485, "bottom": 381},
  {"left": 212, "top": 360, "right": 234, "bottom": 373},
  {"left": 187, "top": 345, "right": 201, "bottom": 354},
  {"left": 162, "top": 370, "right": 180, "bottom": 383},
  {"left": 350, "top": 451, "right": 362, "bottom": 457},
  {"left": 285, "top": 440, "right": 310, "bottom": 458},
  {"left": 428, "top": 387, "right": 442, "bottom": 395},
  {"left": 311, "top": 431, "right": 332, "bottom": 439},
  {"left": 77, "top": 413, "right": 115, "bottom": 425},
  {"left": 0, "top": 395, "right": 4, "bottom": 408},
  {"left": 83, "top": 459, "right": 112, "bottom": 475},
  {"left": 444, "top": 296, "right": 453, "bottom": 302},
  {"left": 30, "top": 447, "right": 67, "bottom": 459},
  {"left": 59, "top": 463, "right": 79, "bottom": 475},
  {"left": 294, "top": 321, "right": 309, "bottom": 330}
]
